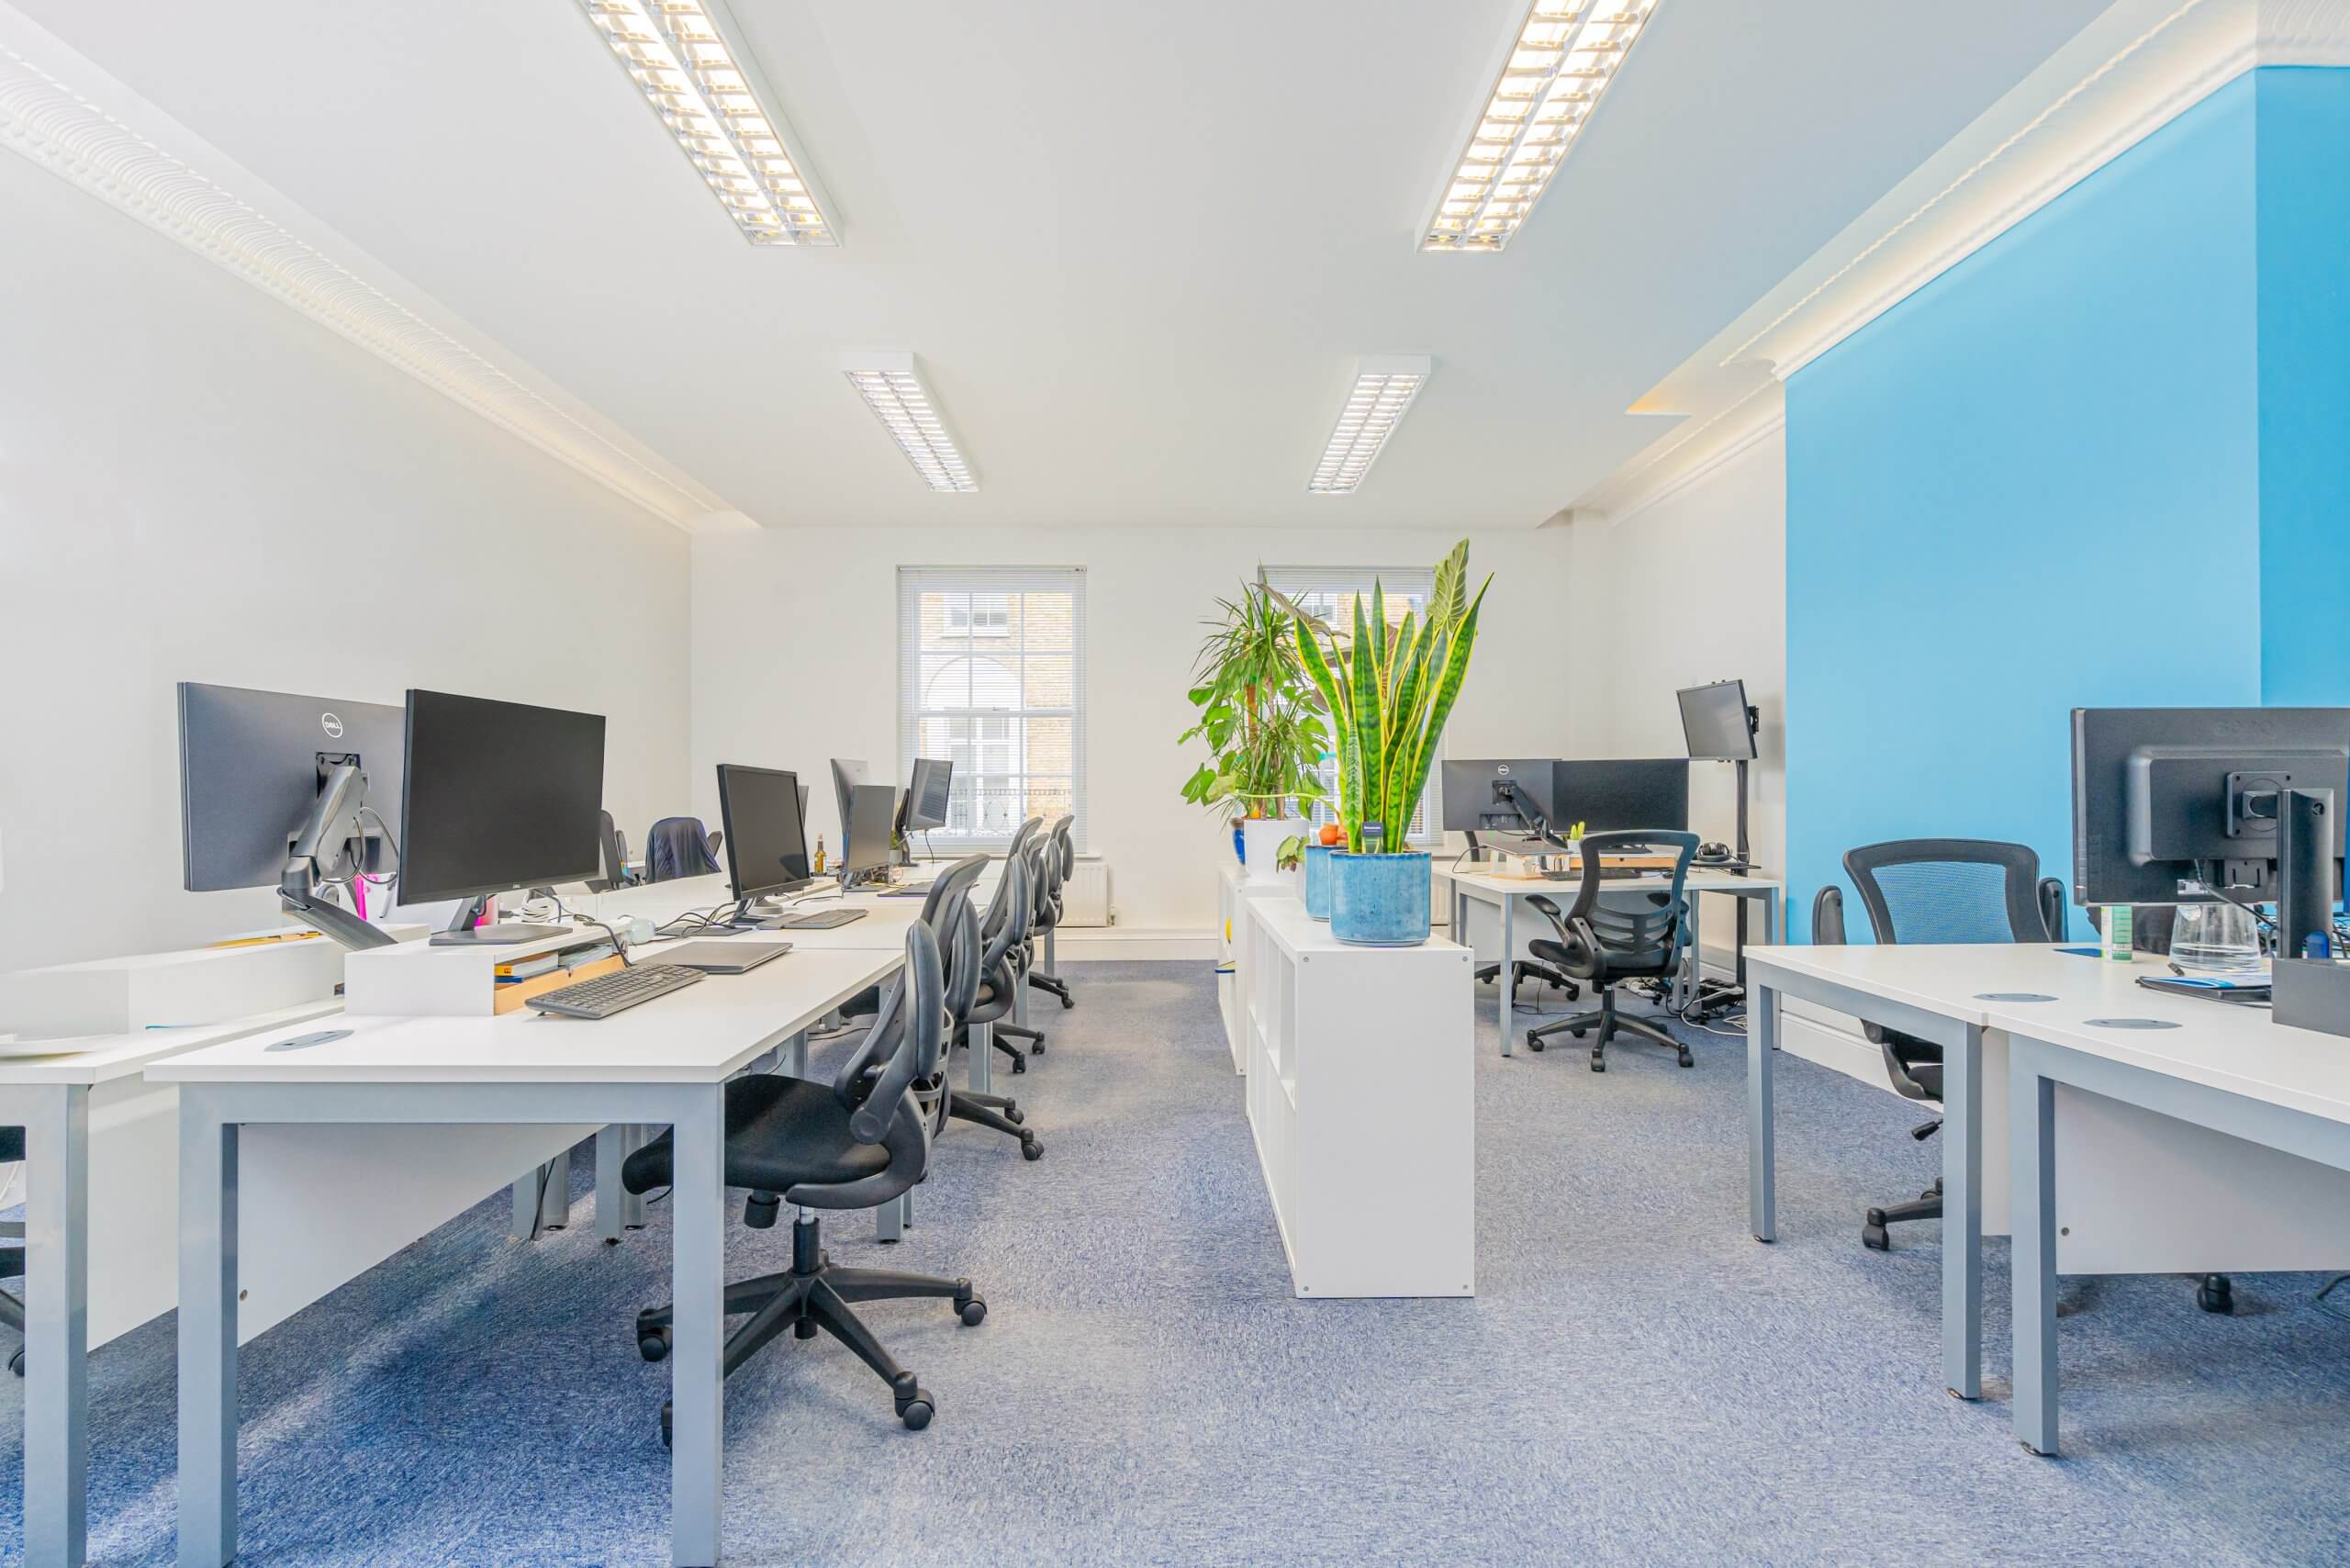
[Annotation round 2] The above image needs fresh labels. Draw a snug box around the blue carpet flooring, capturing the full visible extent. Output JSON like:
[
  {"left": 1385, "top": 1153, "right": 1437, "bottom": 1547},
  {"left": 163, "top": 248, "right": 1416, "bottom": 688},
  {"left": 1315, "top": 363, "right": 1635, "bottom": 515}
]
[{"left": 6, "top": 961, "right": 2350, "bottom": 1564}]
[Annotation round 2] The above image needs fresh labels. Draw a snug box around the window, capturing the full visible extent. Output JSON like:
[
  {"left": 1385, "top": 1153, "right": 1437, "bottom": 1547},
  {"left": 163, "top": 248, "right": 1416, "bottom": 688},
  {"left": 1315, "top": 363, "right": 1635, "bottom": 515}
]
[
  {"left": 1261, "top": 566, "right": 1440, "bottom": 843},
  {"left": 898, "top": 567, "right": 1085, "bottom": 850}
]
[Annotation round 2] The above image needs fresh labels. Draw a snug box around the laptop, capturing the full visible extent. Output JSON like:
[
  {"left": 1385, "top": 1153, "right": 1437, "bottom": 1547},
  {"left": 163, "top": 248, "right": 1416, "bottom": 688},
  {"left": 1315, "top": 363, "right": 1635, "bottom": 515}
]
[{"left": 651, "top": 940, "right": 793, "bottom": 975}]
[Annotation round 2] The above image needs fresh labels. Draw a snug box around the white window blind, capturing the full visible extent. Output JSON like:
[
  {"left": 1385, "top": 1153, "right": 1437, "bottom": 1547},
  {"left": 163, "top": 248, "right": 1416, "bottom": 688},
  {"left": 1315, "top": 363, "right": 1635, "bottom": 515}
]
[
  {"left": 898, "top": 566, "right": 1086, "bottom": 851},
  {"left": 1262, "top": 566, "right": 1440, "bottom": 844}
]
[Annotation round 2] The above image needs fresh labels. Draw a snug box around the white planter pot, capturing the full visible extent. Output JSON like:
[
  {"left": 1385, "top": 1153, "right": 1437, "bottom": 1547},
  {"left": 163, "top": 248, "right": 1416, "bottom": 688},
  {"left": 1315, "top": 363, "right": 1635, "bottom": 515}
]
[{"left": 1240, "top": 816, "right": 1294, "bottom": 887}]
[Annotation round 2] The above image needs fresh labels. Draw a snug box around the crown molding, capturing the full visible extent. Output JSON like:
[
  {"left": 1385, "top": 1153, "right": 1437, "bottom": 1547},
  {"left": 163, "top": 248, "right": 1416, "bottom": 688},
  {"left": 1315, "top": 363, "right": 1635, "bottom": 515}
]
[
  {"left": 1570, "top": 0, "right": 2348, "bottom": 530},
  {"left": 0, "top": 6, "right": 733, "bottom": 532},
  {"left": 1570, "top": 379, "right": 1785, "bottom": 529}
]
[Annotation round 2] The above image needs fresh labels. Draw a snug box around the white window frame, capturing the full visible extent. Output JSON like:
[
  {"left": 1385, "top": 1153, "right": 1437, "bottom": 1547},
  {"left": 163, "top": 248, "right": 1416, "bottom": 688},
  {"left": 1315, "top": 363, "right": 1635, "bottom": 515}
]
[
  {"left": 898, "top": 566, "right": 1086, "bottom": 852},
  {"left": 1262, "top": 566, "right": 1441, "bottom": 845}
]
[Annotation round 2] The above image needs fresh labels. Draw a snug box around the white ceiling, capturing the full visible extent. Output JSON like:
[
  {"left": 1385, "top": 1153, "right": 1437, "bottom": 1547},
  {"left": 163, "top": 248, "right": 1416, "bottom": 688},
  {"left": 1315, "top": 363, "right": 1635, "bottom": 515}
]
[{"left": 18, "top": 0, "right": 2114, "bottom": 529}]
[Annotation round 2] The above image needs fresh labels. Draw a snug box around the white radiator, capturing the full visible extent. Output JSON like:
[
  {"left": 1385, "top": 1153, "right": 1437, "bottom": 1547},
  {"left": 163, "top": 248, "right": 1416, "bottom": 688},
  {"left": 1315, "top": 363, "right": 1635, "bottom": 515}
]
[{"left": 1064, "top": 857, "right": 1112, "bottom": 926}]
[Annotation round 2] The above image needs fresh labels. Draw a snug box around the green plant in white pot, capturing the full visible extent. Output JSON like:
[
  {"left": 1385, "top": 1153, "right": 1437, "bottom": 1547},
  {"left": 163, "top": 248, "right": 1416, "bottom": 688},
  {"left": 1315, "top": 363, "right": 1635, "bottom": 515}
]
[
  {"left": 1285, "top": 541, "right": 1490, "bottom": 945},
  {"left": 1179, "top": 577, "right": 1327, "bottom": 882}
]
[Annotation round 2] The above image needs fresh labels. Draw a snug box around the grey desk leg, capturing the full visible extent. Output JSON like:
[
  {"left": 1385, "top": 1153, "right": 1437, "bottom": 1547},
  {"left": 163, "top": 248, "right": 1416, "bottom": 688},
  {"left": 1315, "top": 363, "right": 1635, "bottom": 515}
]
[
  {"left": 24, "top": 1085, "right": 90, "bottom": 1568},
  {"left": 1013, "top": 963, "right": 1030, "bottom": 1028},
  {"left": 971, "top": 1019, "right": 993, "bottom": 1095},
  {"left": 2011, "top": 1050, "right": 2060, "bottom": 1456},
  {"left": 786, "top": 1028, "right": 808, "bottom": 1080},
  {"left": 1045, "top": 928, "right": 1057, "bottom": 976},
  {"left": 540, "top": 1152, "right": 569, "bottom": 1231},
  {"left": 1944, "top": 1025, "right": 1984, "bottom": 1400},
  {"left": 875, "top": 1188, "right": 906, "bottom": 1243},
  {"left": 597, "top": 1126, "right": 649, "bottom": 1244},
  {"left": 177, "top": 1098, "right": 239, "bottom": 1568},
  {"left": 669, "top": 1086, "right": 727, "bottom": 1566},
  {"left": 1499, "top": 894, "right": 1515, "bottom": 1057},
  {"left": 511, "top": 1170, "right": 541, "bottom": 1241},
  {"left": 1749, "top": 980, "right": 1777, "bottom": 1242},
  {"left": 1765, "top": 887, "right": 1780, "bottom": 945},
  {"left": 1684, "top": 893, "right": 1702, "bottom": 1010}
]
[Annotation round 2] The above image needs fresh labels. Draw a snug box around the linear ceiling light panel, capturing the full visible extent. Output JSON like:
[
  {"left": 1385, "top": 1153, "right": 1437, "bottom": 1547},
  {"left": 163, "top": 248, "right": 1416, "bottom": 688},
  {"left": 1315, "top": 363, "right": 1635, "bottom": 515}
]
[
  {"left": 842, "top": 354, "right": 978, "bottom": 493},
  {"left": 1308, "top": 358, "right": 1431, "bottom": 495},
  {"left": 579, "top": 0, "right": 839, "bottom": 246},
  {"left": 1423, "top": 1, "right": 1660, "bottom": 252}
]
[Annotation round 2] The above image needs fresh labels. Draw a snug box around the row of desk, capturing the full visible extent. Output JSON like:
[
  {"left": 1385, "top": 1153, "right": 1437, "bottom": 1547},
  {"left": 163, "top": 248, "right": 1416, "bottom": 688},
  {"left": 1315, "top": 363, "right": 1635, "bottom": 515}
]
[
  {"left": 1747, "top": 941, "right": 2350, "bottom": 1456},
  {"left": 13, "top": 869, "right": 986, "bottom": 1568}
]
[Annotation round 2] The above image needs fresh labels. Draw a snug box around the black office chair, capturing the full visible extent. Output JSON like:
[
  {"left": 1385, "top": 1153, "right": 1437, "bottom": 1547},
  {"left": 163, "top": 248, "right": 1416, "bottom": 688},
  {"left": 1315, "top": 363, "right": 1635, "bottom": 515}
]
[
  {"left": 622, "top": 922, "right": 984, "bottom": 1439},
  {"left": 1817, "top": 839, "right": 2065, "bottom": 1253},
  {"left": 966, "top": 848, "right": 1041, "bottom": 1072},
  {"left": 644, "top": 817, "right": 722, "bottom": 883},
  {"left": 1026, "top": 814, "right": 1076, "bottom": 1011},
  {"left": 929, "top": 856, "right": 1045, "bottom": 1160},
  {"left": 1, "top": 1127, "right": 22, "bottom": 1377},
  {"left": 1522, "top": 831, "right": 1702, "bottom": 1070}
]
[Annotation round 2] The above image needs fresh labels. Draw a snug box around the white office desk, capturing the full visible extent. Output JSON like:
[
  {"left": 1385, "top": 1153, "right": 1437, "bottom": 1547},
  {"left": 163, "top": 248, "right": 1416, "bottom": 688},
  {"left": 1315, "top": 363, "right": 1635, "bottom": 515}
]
[
  {"left": 151, "top": 943, "right": 902, "bottom": 1568},
  {"left": 1998, "top": 984, "right": 2350, "bottom": 1456},
  {"left": 1438, "top": 862, "right": 1783, "bottom": 1051},
  {"left": 1746, "top": 943, "right": 2350, "bottom": 1412},
  {"left": 0, "top": 1003, "right": 337, "bottom": 1568}
]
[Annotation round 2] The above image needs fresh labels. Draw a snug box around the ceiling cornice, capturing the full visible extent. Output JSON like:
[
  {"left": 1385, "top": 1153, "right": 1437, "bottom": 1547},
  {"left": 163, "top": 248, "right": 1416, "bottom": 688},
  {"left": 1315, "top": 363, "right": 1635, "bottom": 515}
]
[
  {"left": 1566, "top": 380, "right": 1784, "bottom": 528},
  {"left": 0, "top": 5, "right": 733, "bottom": 532},
  {"left": 1571, "top": 0, "right": 2350, "bottom": 529}
]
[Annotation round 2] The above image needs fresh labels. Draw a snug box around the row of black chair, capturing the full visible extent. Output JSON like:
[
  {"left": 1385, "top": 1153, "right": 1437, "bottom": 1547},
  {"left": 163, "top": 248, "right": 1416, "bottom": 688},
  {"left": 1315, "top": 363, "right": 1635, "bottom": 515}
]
[{"left": 617, "top": 812, "right": 1079, "bottom": 1440}]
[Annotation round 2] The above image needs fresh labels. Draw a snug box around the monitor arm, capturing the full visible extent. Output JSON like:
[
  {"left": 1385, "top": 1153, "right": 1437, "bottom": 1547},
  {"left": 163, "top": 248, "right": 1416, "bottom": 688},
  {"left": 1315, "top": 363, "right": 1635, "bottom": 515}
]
[
  {"left": 1494, "top": 782, "right": 1564, "bottom": 846},
  {"left": 278, "top": 757, "right": 395, "bottom": 951}
]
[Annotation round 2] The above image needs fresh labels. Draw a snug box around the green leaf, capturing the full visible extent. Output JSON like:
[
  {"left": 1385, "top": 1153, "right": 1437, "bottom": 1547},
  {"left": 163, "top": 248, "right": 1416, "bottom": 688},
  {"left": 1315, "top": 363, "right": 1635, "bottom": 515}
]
[
  {"left": 1391, "top": 575, "right": 1489, "bottom": 834},
  {"left": 1349, "top": 594, "right": 1384, "bottom": 835}
]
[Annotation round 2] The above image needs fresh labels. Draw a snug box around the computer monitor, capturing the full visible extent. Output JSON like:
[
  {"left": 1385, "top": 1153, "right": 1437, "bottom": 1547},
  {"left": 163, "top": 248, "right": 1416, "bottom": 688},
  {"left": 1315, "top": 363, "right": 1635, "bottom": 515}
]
[
  {"left": 177, "top": 681, "right": 406, "bottom": 949},
  {"left": 2072, "top": 709, "right": 2349, "bottom": 946},
  {"left": 830, "top": 757, "right": 871, "bottom": 857},
  {"left": 844, "top": 783, "right": 898, "bottom": 879},
  {"left": 1441, "top": 759, "right": 1563, "bottom": 836},
  {"left": 901, "top": 757, "right": 954, "bottom": 833},
  {"left": 399, "top": 689, "right": 607, "bottom": 945},
  {"left": 715, "top": 764, "right": 817, "bottom": 902},
  {"left": 1679, "top": 679, "right": 1758, "bottom": 762},
  {"left": 1555, "top": 759, "right": 1691, "bottom": 841}
]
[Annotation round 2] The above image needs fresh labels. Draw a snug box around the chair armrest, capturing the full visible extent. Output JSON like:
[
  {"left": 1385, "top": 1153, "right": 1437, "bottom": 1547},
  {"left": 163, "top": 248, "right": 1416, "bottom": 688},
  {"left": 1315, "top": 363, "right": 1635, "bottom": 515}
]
[
  {"left": 2036, "top": 877, "right": 2067, "bottom": 942},
  {"left": 1813, "top": 885, "right": 1847, "bottom": 946}
]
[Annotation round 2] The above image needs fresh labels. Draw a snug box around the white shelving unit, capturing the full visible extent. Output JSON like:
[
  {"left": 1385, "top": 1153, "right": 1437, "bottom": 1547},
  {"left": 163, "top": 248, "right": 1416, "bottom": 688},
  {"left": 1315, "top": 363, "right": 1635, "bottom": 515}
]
[
  {"left": 1214, "top": 857, "right": 1297, "bottom": 1075},
  {"left": 1240, "top": 895, "right": 1474, "bottom": 1297}
]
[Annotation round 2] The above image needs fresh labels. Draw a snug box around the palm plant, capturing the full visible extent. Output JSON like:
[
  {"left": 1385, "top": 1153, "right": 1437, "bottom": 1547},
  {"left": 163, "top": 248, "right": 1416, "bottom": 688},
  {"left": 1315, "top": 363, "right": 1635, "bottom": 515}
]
[
  {"left": 1178, "top": 577, "right": 1327, "bottom": 821},
  {"left": 1283, "top": 540, "right": 1490, "bottom": 855}
]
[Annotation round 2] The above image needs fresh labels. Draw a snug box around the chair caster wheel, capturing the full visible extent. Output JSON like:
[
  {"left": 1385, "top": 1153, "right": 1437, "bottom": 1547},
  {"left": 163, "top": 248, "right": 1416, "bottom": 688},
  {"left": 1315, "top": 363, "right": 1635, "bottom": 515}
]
[
  {"left": 1021, "top": 1136, "right": 1044, "bottom": 1160},
  {"left": 1677, "top": 1048, "right": 1694, "bottom": 1068},
  {"left": 892, "top": 1372, "right": 934, "bottom": 1430},
  {"left": 660, "top": 1402, "right": 672, "bottom": 1450},
  {"left": 7, "top": 1348, "right": 21, "bottom": 1377},
  {"left": 1004, "top": 1104, "right": 1024, "bottom": 1125},
  {"left": 1011, "top": 1057, "right": 1026, "bottom": 1074},
  {"left": 1526, "top": 1032, "right": 1543, "bottom": 1052},
  {"left": 957, "top": 1290, "right": 988, "bottom": 1326},
  {"left": 2197, "top": 1274, "right": 2234, "bottom": 1314},
  {"left": 1029, "top": 1041, "right": 1046, "bottom": 1055},
  {"left": 1922, "top": 1188, "right": 1940, "bottom": 1203},
  {"left": 1570, "top": 1027, "right": 1587, "bottom": 1039},
  {"left": 1590, "top": 1054, "right": 1605, "bottom": 1072},
  {"left": 1059, "top": 995, "right": 1075, "bottom": 1011},
  {"left": 1863, "top": 1210, "right": 1891, "bottom": 1251},
  {"left": 638, "top": 1327, "right": 671, "bottom": 1363}
]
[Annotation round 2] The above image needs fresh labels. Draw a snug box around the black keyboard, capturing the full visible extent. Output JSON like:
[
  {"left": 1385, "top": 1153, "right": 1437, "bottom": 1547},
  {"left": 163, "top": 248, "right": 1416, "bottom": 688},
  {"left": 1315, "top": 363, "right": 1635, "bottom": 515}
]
[
  {"left": 780, "top": 909, "right": 867, "bottom": 929},
  {"left": 526, "top": 964, "right": 705, "bottom": 1019}
]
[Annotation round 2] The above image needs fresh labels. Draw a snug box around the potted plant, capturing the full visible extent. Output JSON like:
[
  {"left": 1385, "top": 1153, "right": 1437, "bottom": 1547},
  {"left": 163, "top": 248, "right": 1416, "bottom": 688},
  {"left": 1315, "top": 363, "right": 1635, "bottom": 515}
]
[
  {"left": 1285, "top": 541, "right": 1490, "bottom": 946},
  {"left": 1179, "top": 576, "right": 1328, "bottom": 885}
]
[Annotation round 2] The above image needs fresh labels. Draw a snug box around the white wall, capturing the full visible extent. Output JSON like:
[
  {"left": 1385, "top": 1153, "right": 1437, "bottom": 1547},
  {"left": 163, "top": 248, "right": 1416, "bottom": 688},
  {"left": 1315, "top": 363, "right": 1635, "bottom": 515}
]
[
  {"left": 690, "top": 526, "right": 1577, "bottom": 935},
  {"left": 1564, "top": 431, "right": 1788, "bottom": 961},
  {"left": 0, "top": 151, "right": 693, "bottom": 970}
]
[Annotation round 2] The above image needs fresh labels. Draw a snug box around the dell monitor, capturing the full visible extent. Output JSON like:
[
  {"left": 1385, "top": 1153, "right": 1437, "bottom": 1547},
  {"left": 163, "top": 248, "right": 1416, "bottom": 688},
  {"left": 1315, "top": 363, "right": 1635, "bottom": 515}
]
[
  {"left": 1441, "top": 759, "right": 1564, "bottom": 839},
  {"left": 2073, "top": 707, "right": 2349, "bottom": 953},
  {"left": 1555, "top": 759, "right": 1691, "bottom": 844},
  {"left": 399, "top": 689, "right": 608, "bottom": 945},
  {"left": 1679, "top": 679, "right": 1758, "bottom": 762},
  {"left": 900, "top": 757, "right": 954, "bottom": 834},
  {"left": 177, "top": 681, "right": 406, "bottom": 950},
  {"left": 844, "top": 783, "right": 899, "bottom": 880},
  {"left": 715, "top": 764, "right": 817, "bottom": 904}
]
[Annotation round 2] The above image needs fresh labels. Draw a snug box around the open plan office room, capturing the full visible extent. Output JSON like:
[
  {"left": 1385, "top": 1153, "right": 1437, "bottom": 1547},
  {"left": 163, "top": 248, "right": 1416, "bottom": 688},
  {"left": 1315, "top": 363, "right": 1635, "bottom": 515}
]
[{"left": 6, "top": 1, "right": 2350, "bottom": 1563}]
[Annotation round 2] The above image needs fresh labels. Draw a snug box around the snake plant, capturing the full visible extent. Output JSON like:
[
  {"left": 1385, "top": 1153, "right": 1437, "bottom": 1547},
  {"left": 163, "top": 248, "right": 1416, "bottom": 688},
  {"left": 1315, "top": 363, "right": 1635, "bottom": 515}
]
[{"left": 1284, "top": 540, "right": 1491, "bottom": 855}]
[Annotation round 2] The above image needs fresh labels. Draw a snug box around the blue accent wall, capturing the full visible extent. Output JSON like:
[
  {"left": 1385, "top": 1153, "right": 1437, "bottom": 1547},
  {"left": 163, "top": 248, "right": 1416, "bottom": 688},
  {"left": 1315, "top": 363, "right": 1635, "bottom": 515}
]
[
  {"left": 1785, "top": 77, "right": 2265, "bottom": 938},
  {"left": 2256, "top": 69, "right": 2350, "bottom": 706}
]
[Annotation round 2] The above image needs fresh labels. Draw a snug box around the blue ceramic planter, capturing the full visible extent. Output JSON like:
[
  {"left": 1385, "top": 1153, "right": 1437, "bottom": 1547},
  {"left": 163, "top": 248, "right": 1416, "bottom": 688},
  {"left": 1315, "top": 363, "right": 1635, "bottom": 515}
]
[
  {"left": 1328, "top": 851, "right": 1431, "bottom": 946},
  {"left": 1303, "top": 843, "right": 1334, "bottom": 920}
]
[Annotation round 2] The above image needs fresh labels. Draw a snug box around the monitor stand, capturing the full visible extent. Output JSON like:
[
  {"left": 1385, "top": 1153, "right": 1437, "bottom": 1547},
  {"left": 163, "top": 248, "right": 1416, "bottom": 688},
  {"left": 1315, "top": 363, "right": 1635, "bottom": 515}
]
[{"left": 428, "top": 894, "right": 574, "bottom": 947}]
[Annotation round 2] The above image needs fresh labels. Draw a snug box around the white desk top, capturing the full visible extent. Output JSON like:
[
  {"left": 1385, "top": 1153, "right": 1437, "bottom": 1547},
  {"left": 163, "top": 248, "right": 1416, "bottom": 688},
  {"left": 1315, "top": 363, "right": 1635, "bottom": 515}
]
[
  {"left": 0, "top": 1001, "right": 342, "bottom": 1088},
  {"left": 1747, "top": 942, "right": 2350, "bottom": 1127},
  {"left": 1250, "top": 893, "right": 1466, "bottom": 963},
  {"left": 150, "top": 946, "right": 900, "bottom": 1088},
  {"left": 1438, "top": 863, "right": 1781, "bottom": 896}
]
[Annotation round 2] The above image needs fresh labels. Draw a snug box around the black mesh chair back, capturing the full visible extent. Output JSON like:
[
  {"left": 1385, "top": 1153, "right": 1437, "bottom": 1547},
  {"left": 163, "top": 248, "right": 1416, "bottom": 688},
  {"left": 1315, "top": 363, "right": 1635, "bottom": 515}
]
[
  {"left": 645, "top": 817, "right": 722, "bottom": 882},
  {"left": 1004, "top": 814, "right": 1046, "bottom": 867},
  {"left": 1568, "top": 830, "right": 1701, "bottom": 971},
  {"left": 923, "top": 857, "right": 990, "bottom": 1025},
  {"left": 1843, "top": 839, "right": 2056, "bottom": 946}
]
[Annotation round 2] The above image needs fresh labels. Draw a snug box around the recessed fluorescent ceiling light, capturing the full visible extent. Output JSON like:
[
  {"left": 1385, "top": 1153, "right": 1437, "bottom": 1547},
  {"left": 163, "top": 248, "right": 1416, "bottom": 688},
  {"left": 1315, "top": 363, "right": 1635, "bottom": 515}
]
[
  {"left": 841, "top": 354, "right": 978, "bottom": 493},
  {"left": 1309, "top": 358, "right": 1431, "bottom": 495},
  {"left": 1423, "top": 1, "right": 1660, "bottom": 252},
  {"left": 578, "top": 0, "right": 839, "bottom": 246}
]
